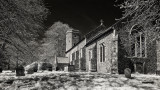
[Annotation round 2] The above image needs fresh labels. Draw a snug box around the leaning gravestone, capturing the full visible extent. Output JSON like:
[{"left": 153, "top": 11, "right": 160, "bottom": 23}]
[
  {"left": 124, "top": 68, "right": 131, "bottom": 78},
  {"left": 16, "top": 65, "right": 25, "bottom": 76}
]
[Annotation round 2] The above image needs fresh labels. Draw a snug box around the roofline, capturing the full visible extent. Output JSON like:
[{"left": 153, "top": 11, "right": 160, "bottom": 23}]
[
  {"left": 85, "top": 24, "right": 106, "bottom": 37},
  {"left": 65, "top": 18, "right": 125, "bottom": 53},
  {"left": 85, "top": 27, "right": 113, "bottom": 46},
  {"left": 85, "top": 8, "right": 138, "bottom": 46},
  {"left": 65, "top": 8, "right": 138, "bottom": 53},
  {"left": 65, "top": 38, "right": 85, "bottom": 53}
]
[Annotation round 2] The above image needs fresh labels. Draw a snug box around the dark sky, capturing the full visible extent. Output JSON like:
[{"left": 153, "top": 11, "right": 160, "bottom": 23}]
[{"left": 44, "top": 0, "right": 123, "bottom": 34}]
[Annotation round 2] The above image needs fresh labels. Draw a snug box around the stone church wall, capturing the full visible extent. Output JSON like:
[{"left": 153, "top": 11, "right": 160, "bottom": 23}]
[
  {"left": 65, "top": 39, "right": 86, "bottom": 71},
  {"left": 86, "top": 43, "right": 97, "bottom": 72},
  {"left": 96, "top": 30, "right": 117, "bottom": 73},
  {"left": 117, "top": 29, "right": 158, "bottom": 74}
]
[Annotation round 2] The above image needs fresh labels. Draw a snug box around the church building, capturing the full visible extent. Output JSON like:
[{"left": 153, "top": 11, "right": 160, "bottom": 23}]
[
  {"left": 65, "top": 20, "right": 118, "bottom": 73},
  {"left": 65, "top": 19, "right": 160, "bottom": 74}
]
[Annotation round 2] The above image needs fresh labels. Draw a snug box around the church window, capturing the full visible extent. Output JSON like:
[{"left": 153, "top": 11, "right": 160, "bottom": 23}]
[
  {"left": 130, "top": 25, "right": 146, "bottom": 58},
  {"left": 100, "top": 43, "right": 105, "bottom": 62},
  {"left": 71, "top": 52, "right": 76, "bottom": 65}
]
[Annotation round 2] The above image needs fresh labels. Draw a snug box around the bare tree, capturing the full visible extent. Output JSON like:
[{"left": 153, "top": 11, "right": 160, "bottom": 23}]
[
  {"left": 116, "top": 0, "right": 160, "bottom": 56},
  {"left": 40, "top": 21, "right": 72, "bottom": 63},
  {"left": 0, "top": 0, "right": 48, "bottom": 69}
]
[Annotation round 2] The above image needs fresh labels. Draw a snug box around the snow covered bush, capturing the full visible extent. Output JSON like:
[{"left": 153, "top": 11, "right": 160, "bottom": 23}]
[
  {"left": 38, "top": 62, "right": 52, "bottom": 71},
  {"left": 25, "top": 62, "right": 38, "bottom": 74}
]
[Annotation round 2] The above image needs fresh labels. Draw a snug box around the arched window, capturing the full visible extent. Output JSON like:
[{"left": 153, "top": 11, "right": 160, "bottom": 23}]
[
  {"left": 130, "top": 25, "right": 146, "bottom": 57},
  {"left": 100, "top": 43, "right": 105, "bottom": 62}
]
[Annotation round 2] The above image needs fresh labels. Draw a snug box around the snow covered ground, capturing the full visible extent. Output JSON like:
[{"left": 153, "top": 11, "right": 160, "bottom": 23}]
[{"left": 0, "top": 71, "right": 160, "bottom": 90}]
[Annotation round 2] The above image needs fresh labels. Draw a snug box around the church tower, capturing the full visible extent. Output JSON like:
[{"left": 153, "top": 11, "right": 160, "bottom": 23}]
[{"left": 66, "top": 29, "right": 80, "bottom": 51}]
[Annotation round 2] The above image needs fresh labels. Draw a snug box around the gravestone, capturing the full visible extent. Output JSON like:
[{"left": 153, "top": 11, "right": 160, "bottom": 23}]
[
  {"left": 56, "top": 66, "right": 60, "bottom": 71},
  {"left": 124, "top": 68, "right": 131, "bottom": 78},
  {"left": 16, "top": 65, "right": 25, "bottom": 76},
  {"left": 64, "top": 66, "right": 69, "bottom": 72},
  {"left": 48, "top": 66, "right": 52, "bottom": 71},
  {"left": 47, "top": 63, "right": 52, "bottom": 71},
  {"left": 68, "top": 65, "right": 75, "bottom": 72},
  {"left": 0, "top": 66, "right": 2, "bottom": 73}
]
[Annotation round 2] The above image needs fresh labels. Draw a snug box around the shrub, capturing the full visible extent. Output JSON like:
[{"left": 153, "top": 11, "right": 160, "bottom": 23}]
[
  {"left": 38, "top": 62, "right": 52, "bottom": 71},
  {"left": 25, "top": 62, "right": 38, "bottom": 74}
]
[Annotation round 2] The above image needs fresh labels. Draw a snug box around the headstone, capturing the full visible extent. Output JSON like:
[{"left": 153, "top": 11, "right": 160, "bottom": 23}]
[
  {"left": 124, "top": 68, "right": 131, "bottom": 78},
  {"left": 48, "top": 67, "right": 52, "bottom": 71},
  {"left": 56, "top": 66, "right": 60, "bottom": 71},
  {"left": 16, "top": 65, "right": 25, "bottom": 76},
  {"left": 0, "top": 66, "right": 2, "bottom": 73},
  {"left": 47, "top": 63, "right": 52, "bottom": 71},
  {"left": 64, "top": 66, "right": 68, "bottom": 72},
  {"left": 156, "top": 70, "right": 160, "bottom": 75},
  {"left": 68, "top": 65, "right": 75, "bottom": 72}
]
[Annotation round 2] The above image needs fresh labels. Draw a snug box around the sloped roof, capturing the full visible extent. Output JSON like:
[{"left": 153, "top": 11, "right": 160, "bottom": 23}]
[
  {"left": 85, "top": 17, "right": 129, "bottom": 46},
  {"left": 65, "top": 38, "right": 85, "bottom": 53},
  {"left": 65, "top": 18, "right": 128, "bottom": 52},
  {"left": 86, "top": 27, "right": 113, "bottom": 46},
  {"left": 85, "top": 23, "right": 107, "bottom": 45},
  {"left": 85, "top": 24, "right": 106, "bottom": 38},
  {"left": 56, "top": 57, "right": 69, "bottom": 64}
]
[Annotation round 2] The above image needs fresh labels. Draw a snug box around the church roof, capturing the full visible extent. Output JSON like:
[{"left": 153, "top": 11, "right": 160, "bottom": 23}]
[
  {"left": 85, "top": 17, "right": 128, "bottom": 46},
  {"left": 86, "top": 20, "right": 106, "bottom": 37},
  {"left": 86, "top": 27, "right": 113, "bottom": 46},
  {"left": 65, "top": 38, "right": 85, "bottom": 53},
  {"left": 85, "top": 20, "right": 107, "bottom": 44}
]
